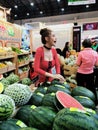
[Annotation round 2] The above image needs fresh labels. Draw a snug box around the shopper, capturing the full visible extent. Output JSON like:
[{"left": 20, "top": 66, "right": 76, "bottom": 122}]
[
  {"left": 91, "top": 39, "right": 98, "bottom": 52},
  {"left": 92, "top": 39, "right": 98, "bottom": 89},
  {"left": 34, "top": 28, "right": 65, "bottom": 86},
  {"left": 56, "top": 48, "right": 65, "bottom": 78},
  {"left": 76, "top": 38, "right": 98, "bottom": 105},
  {"left": 28, "top": 62, "right": 39, "bottom": 82},
  {"left": 62, "top": 41, "right": 70, "bottom": 58}
]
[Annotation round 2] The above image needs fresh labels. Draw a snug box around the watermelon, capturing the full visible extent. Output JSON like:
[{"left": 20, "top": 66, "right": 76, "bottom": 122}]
[
  {"left": 71, "top": 86, "right": 95, "bottom": 101},
  {"left": 0, "top": 82, "right": 4, "bottom": 93},
  {"left": 0, "top": 94, "right": 15, "bottom": 121},
  {"left": 74, "top": 96, "right": 96, "bottom": 109},
  {"left": 34, "top": 86, "right": 48, "bottom": 94},
  {"left": 56, "top": 91, "right": 84, "bottom": 110},
  {"left": 29, "top": 106, "right": 56, "bottom": 130},
  {"left": 19, "top": 127, "right": 39, "bottom": 130},
  {"left": 46, "top": 84, "right": 71, "bottom": 95},
  {"left": 28, "top": 92, "right": 44, "bottom": 106},
  {"left": 51, "top": 79, "right": 63, "bottom": 85},
  {"left": 0, "top": 119, "right": 27, "bottom": 130},
  {"left": 42, "top": 93, "right": 58, "bottom": 111},
  {"left": 15, "top": 105, "right": 33, "bottom": 126},
  {"left": 53, "top": 108, "right": 98, "bottom": 130},
  {"left": 51, "top": 80, "right": 71, "bottom": 90}
]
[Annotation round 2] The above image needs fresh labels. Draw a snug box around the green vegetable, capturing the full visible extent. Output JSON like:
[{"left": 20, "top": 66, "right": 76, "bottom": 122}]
[
  {"left": 1, "top": 78, "right": 10, "bottom": 88},
  {"left": 21, "top": 78, "right": 32, "bottom": 86},
  {"left": 6, "top": 73, "right": 20, "bottom": 84}
]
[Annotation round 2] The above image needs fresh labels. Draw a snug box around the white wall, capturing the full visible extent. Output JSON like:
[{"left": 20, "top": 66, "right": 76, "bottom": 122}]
[
  {"left": 14, "top": 11, "right": 98, "bottom": 51},
  {"left": 32, "top": 23, "right": 73, "bottom": 51}
]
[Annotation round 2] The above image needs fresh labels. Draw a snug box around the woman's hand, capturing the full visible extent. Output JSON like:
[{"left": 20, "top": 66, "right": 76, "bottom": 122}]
[{"left": 53, "top": 74, "right": 65, "bottom": 83}]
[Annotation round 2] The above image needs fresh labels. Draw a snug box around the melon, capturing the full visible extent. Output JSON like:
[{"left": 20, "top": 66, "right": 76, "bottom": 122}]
[
  {"left": 0, "top": 82, "right": 4, "bottom": 93},
  {"left": 56, "top": 91, "right": 84, "bottom": 110}
]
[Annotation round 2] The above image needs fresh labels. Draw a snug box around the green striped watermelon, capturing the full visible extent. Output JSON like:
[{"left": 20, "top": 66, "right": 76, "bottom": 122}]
[
  {"left": 74, "top": 96, "right": 96, "bottom": 109},
  {"left": 29, "top": 106, "right": 56, "bottom": 130},
  {"left": 71, "top": 86, "right": 95, "bottom": 101},
  {"left": 53, "top": 108, "right": 98, "bottom": 130},
  {"left": 0, "top": 119, "right": 27, "bottom": 130}
]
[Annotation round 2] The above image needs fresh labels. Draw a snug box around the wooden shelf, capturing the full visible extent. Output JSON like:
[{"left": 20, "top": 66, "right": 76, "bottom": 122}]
[{"left": 0, "top": 52, "right": 30, "bottom": 80}]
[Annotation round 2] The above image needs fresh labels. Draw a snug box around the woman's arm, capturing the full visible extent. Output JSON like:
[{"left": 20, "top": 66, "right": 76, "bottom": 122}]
[{"left": 34, "top": 48, "right": 46, "bottom": 75}]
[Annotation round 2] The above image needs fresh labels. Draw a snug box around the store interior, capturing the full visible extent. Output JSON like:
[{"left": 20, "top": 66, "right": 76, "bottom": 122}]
[{"left": 0, "top": 1, "right": 98, "bottom": 130}]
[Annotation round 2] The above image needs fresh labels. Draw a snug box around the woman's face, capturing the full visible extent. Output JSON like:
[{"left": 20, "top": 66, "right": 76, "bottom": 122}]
[{"left": 46, "top": 32, "right": 57, "bottom": 46}]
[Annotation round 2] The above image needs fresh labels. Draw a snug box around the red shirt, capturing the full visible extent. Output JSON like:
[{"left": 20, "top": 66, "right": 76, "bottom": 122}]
[
  {"left": 76, "top": 48, "right": 98, "bottom": 74},
  {"left": 34, "top": 46, "right": 60, "bottom": 83}
]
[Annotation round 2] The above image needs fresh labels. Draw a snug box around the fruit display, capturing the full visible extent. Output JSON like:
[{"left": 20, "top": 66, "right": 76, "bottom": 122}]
[{"left": 0, "top": 77, "right": 97, "bottom": 130}]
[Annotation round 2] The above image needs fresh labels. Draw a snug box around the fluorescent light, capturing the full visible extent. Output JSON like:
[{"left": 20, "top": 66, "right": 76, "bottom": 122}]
[
  {"left": 86, "top": 5, "right": 89, "bottom": 8},
  {"left": 40, "top": 11, "right": 43, "bottom": 14},
  {"left": 61, "top": 8, "right": 64, "bottom": 11},
  {"left": 14, "top": 14, "right": 17, "bottom": 17},
  {"left": 27, "top": 13, "right": 29, "bottom": 16},
  {"left": 14, "top": 5, "right": 18, "bottom": 8},
  {"left": 30, "top": 3, "right": 34, "bottom": 6}
]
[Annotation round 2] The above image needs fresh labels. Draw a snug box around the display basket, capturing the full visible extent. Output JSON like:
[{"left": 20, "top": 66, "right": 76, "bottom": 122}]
[
  {"left": 7, "top": 64, "right": 16, "bottom": 71},
  {"left": 19, "top": 71, "right": 28, "bottom": 80},
  {"left": 0, "top": 66, "right": 7, "bottom": 74},
  {"left": 63, "top": 64, "right": 78, "bottom": 76}
]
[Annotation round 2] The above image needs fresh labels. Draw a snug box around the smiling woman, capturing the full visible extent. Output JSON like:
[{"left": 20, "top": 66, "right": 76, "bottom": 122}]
[{"left": 34, "top": 28, "right": 65, "bottom": 86}]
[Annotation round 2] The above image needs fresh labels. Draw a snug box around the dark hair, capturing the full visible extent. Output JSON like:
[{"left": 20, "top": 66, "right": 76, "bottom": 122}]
[
  {"left": 62, "top": 42, "right": 69, "bottom": 58},
  {"left": 56, "top": 48, "right": 62, "bottom": 56},
  {"left": 40, "top": 28, "right": 52, "bottom": 44},
  {"left": 82, "top": 39, "right": 92, "bottom": 48}
]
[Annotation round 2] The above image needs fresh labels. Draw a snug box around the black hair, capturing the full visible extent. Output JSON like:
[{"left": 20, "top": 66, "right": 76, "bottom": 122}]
[
  {"left": 40, "top": 28, "right": 52, "bottom": 44},
  {"left": 82, "top": 39, "right": 92, "bottom": 48},
  {"left": 56, "top": 48, "right": 62, "bottom": 56}
]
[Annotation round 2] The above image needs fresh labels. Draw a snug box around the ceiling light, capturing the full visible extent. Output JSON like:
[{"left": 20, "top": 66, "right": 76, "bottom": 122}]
[
  {"left": 27, "top": 13, "right": 29, "bottom": 16},
  {"left": 14, "top": 14, "right": 17, "bottom": 17},
  {"left": 61, "top": 8, "right": 64, "bottom": 11},
  {"left": 40, "top": 11, "right": 43, "bottom": 14},
  {"left": 14, "top": 5, "right": 18, "bottom": 8},
  {"left": 57, "top": 0, "right": 60, "bottom": 2},
  {"left": 86, "top": 5, "right": 89, "bottom": 8},
  {"left": 30, "top": 3, "right": 34, "bottom": 6}
]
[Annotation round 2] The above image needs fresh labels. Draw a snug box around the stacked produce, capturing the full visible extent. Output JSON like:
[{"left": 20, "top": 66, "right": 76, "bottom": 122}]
[
  {"left": 0, "top": 47, "right": 14, "bottom": 57},
  {"left": 0, "top": 77, "right": 98, "bottom": 130}
]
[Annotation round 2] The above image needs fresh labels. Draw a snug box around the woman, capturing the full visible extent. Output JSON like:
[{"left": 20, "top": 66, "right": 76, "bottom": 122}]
[
  {"left": 34, "top": 28, "right": 65, "bottom": 85},
  {"left": 76, "top": 39, "right": 98, "bottom": 105},
  {"left": 62, "top": 42, "right": 70, "bottom": 58}
]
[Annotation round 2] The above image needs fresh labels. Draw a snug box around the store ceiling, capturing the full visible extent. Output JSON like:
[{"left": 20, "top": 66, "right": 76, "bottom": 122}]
[{"left": 0, "top": 0, "right": 98, "bottom": 20}]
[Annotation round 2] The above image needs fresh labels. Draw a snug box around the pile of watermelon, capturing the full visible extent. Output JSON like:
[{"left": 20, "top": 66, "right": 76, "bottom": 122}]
[{"left": 0, "top": 78, "right": 98, "bottom": 130}]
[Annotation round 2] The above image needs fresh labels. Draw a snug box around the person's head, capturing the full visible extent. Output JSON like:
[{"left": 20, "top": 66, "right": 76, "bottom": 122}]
[
  {"left": 82, "top": 39, "right": 92, "bottom": 48},
  {"left": 65, "top": 42, "right": 69, "bottom": 48},
  {"left": 92, "top": 39, "right": 98, "bottom": 46},
  {"left": 56, "top": 48, "right": 62, "bottom": 55},
  {"left": 40, "top": 28, "right": 56, "bottom": 46}
]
